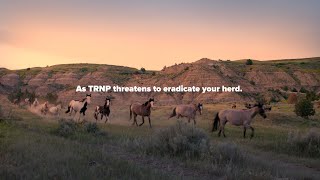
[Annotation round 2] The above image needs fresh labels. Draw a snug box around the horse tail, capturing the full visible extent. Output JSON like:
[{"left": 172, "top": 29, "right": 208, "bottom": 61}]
[
  {"left": 129, "top": 104, "right": 132, "bottom": 120},
  {"left": 212, "top": 113, "right": 220, "bottom": 132},
  {"left": 168, "top": 107, "right": 176, "bottom": 119}
]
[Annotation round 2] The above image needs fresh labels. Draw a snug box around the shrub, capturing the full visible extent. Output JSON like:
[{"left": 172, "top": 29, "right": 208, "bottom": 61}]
[
  {"left": 249, "top": 80, "right": 255, "bottom": 85},
  {"left": 245, "top": 59, "right": 253, "bottom": 65},
  {"left": 144, "top": 121, "right": 210, "bottom": 158},
  {"left": 282, "top": 86, "right": 289, "bottom": 91},
  {"left": 84, "top": 122, "right": 100, "bottom": 134},
  {"left": 56, "top": 120, "right": 77, "bottom": 137},
  {"left": 299, "top": 87, "right": 308, "bottom": 93},
  {"left": 306, "top": 91, "right": 320, "bottom": 101},
  {"left": 210, "top": 142, "right": 245, "bottom": 164},
  {"left": 292, "top": 88, "right": 297, "bottom": 92},
  {"left": 294, "top": 98, "right": 315, "bottom": 118},
  {"left": 287, "top": 129, "right": 320, "bottom": 157}
]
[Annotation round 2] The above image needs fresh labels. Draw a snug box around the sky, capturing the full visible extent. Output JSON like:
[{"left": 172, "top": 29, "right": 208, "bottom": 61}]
[{"left": 0, "top": 0, "right": 319, "bottom": 70}]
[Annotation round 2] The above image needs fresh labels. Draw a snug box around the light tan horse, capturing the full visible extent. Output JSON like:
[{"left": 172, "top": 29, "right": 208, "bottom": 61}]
[
  {"left": 39, "top": 101, "right": 49, "bottom": 115},
  {"left": 48, "top": 104, "right": 62, "bottom": 116},
  {"left": 65, "top": 94, "right": 91, "bottom": 121},
  {"left": 212, "top": 103, "right": 267, "bottom": 138},
  {"left": 168, "top": 103, "right": 203, "bottom": 124},
  {"left": 129, "top": 98, "right": 154, "bottom": 128}
]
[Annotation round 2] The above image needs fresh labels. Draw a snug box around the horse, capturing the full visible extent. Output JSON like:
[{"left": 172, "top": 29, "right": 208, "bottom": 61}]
[
  {"left": 32, "top": 98, "right": 39, "bottom": 107},
  {"left": 212, "top": 103, "right": 267, "bottom": 138},
  {"left": 25, "top": 98, "right": 31, "bottom": 107},
  {"left": 168, "top": 103, "right": 203, "bottom": 124},
  {"left": 39, "top": 101, "right": 49, "bottom": 115},
  {"left": 48, "top": 104, "right": 62, "bottom": 116},
  {"left": 65, "top": 94, "right": 91, "bottom": 122},
  {"left": 129, "top": 98, "right": 154, "bottom": 128},
  {"left": 94, "top": 98, "right": 111, "bottom": 123}
]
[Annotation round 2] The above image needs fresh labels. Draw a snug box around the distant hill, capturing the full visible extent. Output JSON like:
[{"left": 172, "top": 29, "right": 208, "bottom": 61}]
[{"left": 1, "top": 57, "right": 319, "bottom": 105}]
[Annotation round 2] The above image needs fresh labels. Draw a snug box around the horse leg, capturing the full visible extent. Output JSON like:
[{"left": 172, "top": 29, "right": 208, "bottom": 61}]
[
  {"left": 105, "top": 116, "right": 109, "bottom": 123},
  {"left": 148, "top": 116, "right": 152, "bottom": 128},
  {"left": 188, "top": 118, "right": 190, "bottom": 123},
  {"left": 193, "top": 116, "right": 196, "bottom": 125},
  {"left": 139, "top": 116, "right": 145, "bottom": 126},
  {"left": 250, "top": 126, "right": 255, "bottom": 139},
  {"left": 221, "top": 121, "right": 227, "bottom": 137},
  {"left": 243, "top": 127, "right": 247, "bottom": 138},
  {"left": 133, "top": 114, "right": 138, "bottom": 126}
]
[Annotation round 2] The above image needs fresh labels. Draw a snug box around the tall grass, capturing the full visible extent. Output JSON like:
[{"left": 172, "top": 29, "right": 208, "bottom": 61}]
[{"left": 287, "top": 129, "right": 320, "bottom": 157}]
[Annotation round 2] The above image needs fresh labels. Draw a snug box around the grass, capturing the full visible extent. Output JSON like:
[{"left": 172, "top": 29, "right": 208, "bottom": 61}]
[{"left": 0, "top": 101, "right": 320, "bottom": 179}]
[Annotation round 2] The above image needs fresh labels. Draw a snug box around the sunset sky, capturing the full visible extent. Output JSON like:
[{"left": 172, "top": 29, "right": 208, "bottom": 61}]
[{"left": 0, "top": 0, "right": 319, "bottom": 70}]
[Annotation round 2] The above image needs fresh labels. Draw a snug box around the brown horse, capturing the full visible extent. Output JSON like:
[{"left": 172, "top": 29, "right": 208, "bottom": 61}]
[
  {"left": 129, "top": 98, "right": 154, "bottom": 128},
  {"left": 168, "top": 103, "right": 203, "bottom": 124},
  {"left": 212, "top": 103, "right": 267, "bottom": 138}
]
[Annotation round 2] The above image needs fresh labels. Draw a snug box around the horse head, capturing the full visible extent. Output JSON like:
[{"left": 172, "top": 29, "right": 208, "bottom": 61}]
[
  {"left": 105, "top": 98, "right": 111, "bottom": 106},
  {"left": 254, "top": 103, "right": 267, "bottom": 118},
  {"left": 149, "top": 98, "right": 154, "bottom": 108},
  {"left": 197, "top": 103, "right": 203, "bottom": 115}
]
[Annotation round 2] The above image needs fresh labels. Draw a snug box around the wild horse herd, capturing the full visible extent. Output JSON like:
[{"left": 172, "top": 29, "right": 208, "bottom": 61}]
[{"left": 16, "top": 94, "right": 271, "bottom": 138}]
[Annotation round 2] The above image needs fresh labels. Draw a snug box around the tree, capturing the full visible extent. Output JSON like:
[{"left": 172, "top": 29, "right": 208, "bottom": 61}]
[
  {"left": 246, "top": 59, "right": 253, "bottom": 65},
  {"left": 140, "top": 67, "right": 146, "bottom": 73},
  {"left": 306, "top": 91, "right": 320, "bottom": 101},
  {"left": 294, "top": 98, "right": 315, "bottom": 119}
]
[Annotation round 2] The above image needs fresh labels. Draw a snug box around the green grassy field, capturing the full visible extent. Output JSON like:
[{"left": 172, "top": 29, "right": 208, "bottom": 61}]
[{"left": 0, "top": 101, "right": 319, "bottom": 179}]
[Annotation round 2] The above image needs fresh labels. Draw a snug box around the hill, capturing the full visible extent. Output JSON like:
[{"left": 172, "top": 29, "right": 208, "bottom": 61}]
[{"left": 0, "top": 57, "right": 320, "bottom": 105}]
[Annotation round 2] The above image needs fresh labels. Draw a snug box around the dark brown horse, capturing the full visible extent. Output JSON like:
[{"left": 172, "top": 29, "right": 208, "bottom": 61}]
[
  {"left": 130, "top": 98, "right": 154, "bottom": 128},
  {"left": 94, "top": 98, "right": 111, "bottom": 123}
]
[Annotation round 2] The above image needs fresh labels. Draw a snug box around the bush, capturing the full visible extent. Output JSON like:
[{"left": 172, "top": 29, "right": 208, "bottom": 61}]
[
  {"left": 294, "top": 98, "right": 315, "bottom": 118},
  {"left": 287, "top": 129, "right": 320, "bottom": 157},
  {"left": 210, "top": 142, "right": 245, "bottom": 164},
  {"left": 292, "top": 88, "right": 298, "bottom": 92},
  {"left": 245, "top": 59, "right": 253, "bottom": 65},
  {"left": 85, "top": 122, "right": 100, "bottom": 134},
  {"left": 144, "top": 121, "right": 210, "bottom": 158},
  {"left": 56, "top": 120, "right": 77, "bottom": 137},
  {"left": 306, "top": 91, "right": 320, "bottom": 101},
  {"left": 282, "top": 86, "right": 289, "bottom": 91},
  {"left": 299, "top": 87, "right": 308, "bottom": 93}
]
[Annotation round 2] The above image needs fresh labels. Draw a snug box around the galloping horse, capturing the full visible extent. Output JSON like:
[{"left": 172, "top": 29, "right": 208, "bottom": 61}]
[
  {"left": 212, "top": 103, "right": 267, "bottom": 138},
  {"left": 39, "top": 101, "right": 49, "bottom": 115},
  {"left": 32, "top": 98, "right": 39, "bottom": 107},
  {"left": 130, "top": 98, "right": 154, "bottom": 128},
  {"left": 168, "top": 103, "right": 203, "bottom": 124},
  {"left": 65, "top": 94, "right": 91, "bottom": 121},
  {"left": 94, "top": 98, "right": 111, "bottom": 123},
  {"left": 48, "top": 104, "right": 62, "bottom": 116}
]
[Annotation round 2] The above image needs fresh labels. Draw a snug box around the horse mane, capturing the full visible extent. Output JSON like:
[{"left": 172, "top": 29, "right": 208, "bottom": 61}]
[{"left": 143, "top": 101, "right": 149, "bottom": 106}]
